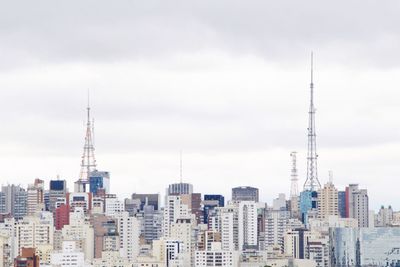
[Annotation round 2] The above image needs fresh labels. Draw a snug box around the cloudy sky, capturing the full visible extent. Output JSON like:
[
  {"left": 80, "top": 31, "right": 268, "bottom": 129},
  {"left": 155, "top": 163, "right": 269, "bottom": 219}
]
[{"left": 1, "top": 1, "right": 399, "bottom": 209}]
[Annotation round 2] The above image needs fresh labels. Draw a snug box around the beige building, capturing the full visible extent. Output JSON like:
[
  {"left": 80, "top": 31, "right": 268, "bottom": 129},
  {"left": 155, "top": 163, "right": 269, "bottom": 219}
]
[{"left": 317, "top": 182, "right": 338, "bottom": 220}]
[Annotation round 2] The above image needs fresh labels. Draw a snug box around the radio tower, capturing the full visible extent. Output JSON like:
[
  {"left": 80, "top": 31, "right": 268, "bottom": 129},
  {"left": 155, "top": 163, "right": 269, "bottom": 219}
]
[
  {"left": 290, "top": 152, "right": 299, "bottom": 198},
  {"left": 303, "top": 53, "right": 321, "bottom": 191},
  {"left": 74, "top": 95, "right": 97, "bottom": 193}
]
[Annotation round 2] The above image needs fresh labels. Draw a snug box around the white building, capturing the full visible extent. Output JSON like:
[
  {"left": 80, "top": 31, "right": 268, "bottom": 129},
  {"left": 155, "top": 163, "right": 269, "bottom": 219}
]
[
  {"left": 265, "top": 210, "right": 290, "bottom": 252},
  {"left": 105, "top": 197, "right": 125, "bottom": 217},
  {"left": 62, "top": 209, "right": 94, "bottom": 262},
  {"left": 238, "top": 201, "right": 258, "bottom": 250},
  {"left": 50, "top": 241, "right": 85, "bottom": 266},
  {"left": 195, "top": 242, "right": 239, "bottom": 267},
  {"left": 163, "top": 195, "right": 190, "bottom": 237},
  {"left": 14, "top": 212, "right": 54, "bottom": 262},
  {"left": 114, "top": 211, "right": 140, "bottom": 260},
  {"left": 211, "top": 205, "right": 239, "bottom": 251}
]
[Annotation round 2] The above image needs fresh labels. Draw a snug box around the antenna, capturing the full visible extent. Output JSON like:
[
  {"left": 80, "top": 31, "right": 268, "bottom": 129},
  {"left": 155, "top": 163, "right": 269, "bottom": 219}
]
[
  {"left": 75, "top": 90, "right": 97, "bottom": 192},
  {"left": 179, "top": 150, "right": 183, "bottom": 183},
  {"left": 303, "top": 52, "right": 321, "bottom": 191},
  {"left": 290, "top": 152, "right": 299, "bottom": 198},
  {"left": 328, "top": 170, "right": 333, "bottom": 184}
]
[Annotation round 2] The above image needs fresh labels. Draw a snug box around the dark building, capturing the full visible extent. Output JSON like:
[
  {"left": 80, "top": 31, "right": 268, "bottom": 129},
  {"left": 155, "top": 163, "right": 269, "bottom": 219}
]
[
  {"left": 203, "top": 194, "right": 224, "bottom": 223},
  {"left": 131, "top": 193, "right": 160, "bottom": 211},
  {"left": 338, "top": 191, "right": 346, "bottom": 218},
  {"left": 89, "top": 170, "right": 110, "bottom": 195},
  {"left": 232, "top": 186, "right": 259, "bottom": 202}
]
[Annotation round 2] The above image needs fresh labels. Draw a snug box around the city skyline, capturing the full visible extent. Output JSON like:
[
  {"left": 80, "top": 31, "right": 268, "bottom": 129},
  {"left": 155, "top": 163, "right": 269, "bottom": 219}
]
[{"left": 1, "top": 1, "right": 400, "bottom": 210}]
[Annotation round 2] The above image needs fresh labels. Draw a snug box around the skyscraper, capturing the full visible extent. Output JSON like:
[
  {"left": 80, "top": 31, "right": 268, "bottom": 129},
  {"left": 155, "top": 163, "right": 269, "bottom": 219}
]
[
  {"left": 346, "top": 184, "right": 369, "bottom": 227},
  {"left": 317, "top": 182, "right": 338, "bottom": 220}
]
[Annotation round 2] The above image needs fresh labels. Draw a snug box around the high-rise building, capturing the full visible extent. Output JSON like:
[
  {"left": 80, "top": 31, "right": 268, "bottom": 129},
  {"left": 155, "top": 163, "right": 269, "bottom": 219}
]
[
  {"left": 210, "top": 205, "right": 239, "bottom": 252},
  {"left": 337, "top": 191, "right": 346, "bottom": 218},
  {"left": 300, "top": 190, "right": 318, "bottom": 225},
  {"left": 376, "top": 205, "right": 394, "bottom": 227},
  {"left": 27, "top": 179, "right": 44, "bottom": 216},
  {"left": 265, "top": 210, "right": 291, "bottom": 253},
  {"left": 346, "top": 184, "right": 369, "bottom": 227},
  {"left": 141, "top": 204, "right": 163, "bottom": 243},
  {"left": 14, "top": 212, "right": 54, "bottom": 261},
  {"left": 1, "top": 185, "right": 27, "bottom": 219},
  {"left": 203, "top": 194, "right": 224, "bottom": 224},
  {"left": 89, "top": 170, "right": 110, "bottom": 195},
  {"left": 238, "top": 201, "right": 258, "bottom": 250},
  {"left": 162, "top": 195, "right": 190, "bottom": 238},
  {"left": 49, "top": 180, "right": 67, "bottom": 212},
  {"left": 232, "top": 186, "right": 259, "bottom": 202},
  {"left": 114, "top": 211, "right": 140, "bottom": 260},
  {"left": 317, "top": 182, "right": 338, "bottom": 220},
  {"left": 54, "top": 204, "right": 70, "bottom": 230}
]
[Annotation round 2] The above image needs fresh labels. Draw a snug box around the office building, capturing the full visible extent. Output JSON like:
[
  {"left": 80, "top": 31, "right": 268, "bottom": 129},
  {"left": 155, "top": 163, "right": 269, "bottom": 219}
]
[
  {"left": 167, "top": 183, "right": 193, "bottom": 195},
  {"left": 232, "top": 186, "right": 259, "bottom": 202},
  {"left": 89, "top": 170, "right": 110, "bottom": 195}
]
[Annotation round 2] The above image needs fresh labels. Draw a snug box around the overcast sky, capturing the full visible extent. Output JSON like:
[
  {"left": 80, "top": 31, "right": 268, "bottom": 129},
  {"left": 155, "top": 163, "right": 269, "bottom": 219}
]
[{"left": 1, "top": 1, "right": 400, "bottom": 210}]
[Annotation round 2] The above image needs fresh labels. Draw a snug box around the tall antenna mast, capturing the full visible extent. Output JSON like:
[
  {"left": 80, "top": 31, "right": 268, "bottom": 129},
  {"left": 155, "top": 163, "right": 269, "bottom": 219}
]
[
  {"left": 179, "top": 150, "right": 183, "bottom": 183},
  {"left": 75, "top": 90, "right": 97, "bottom": 192},
  {"left": 290, "top": 152, "right": 299, "bottom": 198},
  {"left": 303, "top": 52, "right": 321, "bottom": 191}
]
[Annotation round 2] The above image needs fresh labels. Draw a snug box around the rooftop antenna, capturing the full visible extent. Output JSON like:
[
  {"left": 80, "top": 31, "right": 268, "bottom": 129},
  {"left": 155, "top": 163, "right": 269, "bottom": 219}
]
[
  {"left": 290, "top": 152, "right": 299, "bottom": 198},
  {"left": 303, "top": 52, "right": 322, "bottom": 191},
  {"left": 328, "top": 170, "right": 333, "bottom": 184},
  {"left": 179, "top": 150, "right": 183, "bottom": 183}
]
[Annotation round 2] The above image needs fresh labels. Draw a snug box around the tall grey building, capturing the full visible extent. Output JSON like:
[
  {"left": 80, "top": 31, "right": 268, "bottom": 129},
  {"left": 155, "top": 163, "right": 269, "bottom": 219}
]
[
  {"left": 347, "top": 184, "right": 369, "bottom": 227},
  {"left": 141, "top": 204, "right": 162, "bottom": 243},
  {"left": 232, "top": 186, "right": 259, "bottom": 202},
  {"left": 49, "top": 180, "right": 67, "bottom": 212},
  {"left": 1, "top": 184, "right": 27, "bottom": 219}
]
